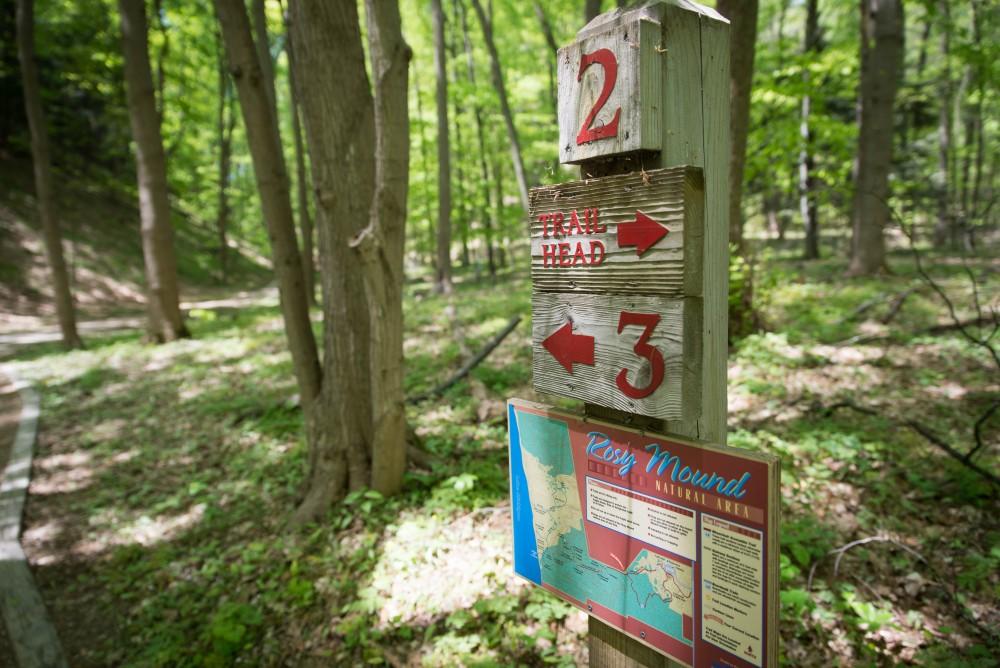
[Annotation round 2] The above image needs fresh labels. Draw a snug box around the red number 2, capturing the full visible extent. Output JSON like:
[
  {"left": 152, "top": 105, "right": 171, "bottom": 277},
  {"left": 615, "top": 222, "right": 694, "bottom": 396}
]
[
  {"left": 576, "top": 48, "right": 621, "bottom": 145},
  {"left": 615, "top": 312, "right": 665, "bottom": 399}
]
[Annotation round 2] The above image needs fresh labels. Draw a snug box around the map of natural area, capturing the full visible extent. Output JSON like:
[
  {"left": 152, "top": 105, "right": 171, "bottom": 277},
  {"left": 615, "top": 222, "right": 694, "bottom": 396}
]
[{"left": 509, "top": 405, "right": 694, "bottom": 656}]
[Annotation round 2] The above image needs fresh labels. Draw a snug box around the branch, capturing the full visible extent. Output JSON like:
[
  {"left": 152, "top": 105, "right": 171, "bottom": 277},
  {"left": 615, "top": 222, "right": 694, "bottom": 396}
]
[
  {"left": 407, "top": 315, "right": 521, "bottom": 404},
  {"left": 887, "top": 203, "right": 1000, "bottom": 369},
  {"left": 821, "top": 400, "right": 1000, "bottom": 488},
  {"left": 969, "top": 401, "right": 1000, "bottom": 462},
  {"left": 807, "top": 534, "right": 925, "bottom": 592}
]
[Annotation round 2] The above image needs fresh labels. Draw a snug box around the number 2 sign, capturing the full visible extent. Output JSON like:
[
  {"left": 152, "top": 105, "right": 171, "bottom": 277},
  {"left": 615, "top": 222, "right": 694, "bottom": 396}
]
[{"left": 558, "top": 17, "right": 662, "bottom": 164}]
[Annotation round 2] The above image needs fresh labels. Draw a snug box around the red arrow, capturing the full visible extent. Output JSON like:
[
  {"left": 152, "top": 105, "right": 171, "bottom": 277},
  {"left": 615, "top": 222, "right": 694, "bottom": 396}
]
[
  {"left": 542, "top": 321, "right": 595, "bottom": 374},
  {"left": 616, "top": 210, "right": 669, "bottom": 256}
]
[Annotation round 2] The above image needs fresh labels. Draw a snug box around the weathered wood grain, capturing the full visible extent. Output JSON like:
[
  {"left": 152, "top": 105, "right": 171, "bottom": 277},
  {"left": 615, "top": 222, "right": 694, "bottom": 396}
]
[
  {"left": 532, "top": 292, "right": 701, "bottom": 421},
  {"left": 528, "top": 166, "right": 703, "bottom": 297},
  {"left": 558, "top": 17, "right": 661, "bottom": 164}
]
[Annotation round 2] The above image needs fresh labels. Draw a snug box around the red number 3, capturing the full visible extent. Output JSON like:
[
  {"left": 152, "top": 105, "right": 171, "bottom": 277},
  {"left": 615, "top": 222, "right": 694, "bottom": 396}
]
[
  {"left": 615, "top": 312, "right": 665, "bottom": 399},
  {"left": 576, "top": 48, "right": 621, "bottom": 145}
]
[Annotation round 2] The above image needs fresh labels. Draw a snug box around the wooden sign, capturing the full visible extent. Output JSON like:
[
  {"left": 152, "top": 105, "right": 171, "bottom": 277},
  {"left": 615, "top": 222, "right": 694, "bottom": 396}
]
[
  {"left": 509, "top": 399, "right": 780, "bottom": 668},
  {"left": 529, "top": 166, "right": 704, "bottom": 421},
  {"left": 558, "top": 17, "right": 662, "bottom": 164}
]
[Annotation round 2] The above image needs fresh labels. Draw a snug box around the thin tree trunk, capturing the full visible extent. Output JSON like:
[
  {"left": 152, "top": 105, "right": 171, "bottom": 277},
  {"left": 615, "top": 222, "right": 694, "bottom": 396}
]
[
  {"left": 933, "top": 0, "right": 954, "bottom": 248},
  {"left": 152, "top": 0, "right": 167, "bottom": 121},
  {"left": 470, "top": 0, "right": 531, "bottom": 216},
  {"left": 584, "top": 0, "right": 601, "bottom": 23},
  {"left": 800, "top": 0, "right": 821, "bottom": 260},
  {"left": 460, "top": 0, "right": 496, "bottom": 279},
  {"left": 360, "top": 0, "right": 411, "bottom": 497},
  {"left": 119, "top": 0, "right": 188, "bottom": 342},
  {"left": 16, "top": 0, "right": 82, "bottom": 350},
  {"left": 214, "top": 0, "right": 321, "bottom": 418},
  {"left": 450, "top": 0, "right": 469, "bottom": 270},
  {"left": 413, "top": 71, "right": 435, "bottom": 270},
  {"left": 533, "top": 1, "right": 559, "bottom": 128},
  {"left": 283, "top": 17, "right": 315, "bottom": 306},
  {"left": 432, "top": 0, "right": 452, "bottom": 293},
  {"left": 251, "top": 0, "right": 277, "bottom": 117},
  {"left": 216, "top": 34, "right": 236, "bottom": 284},
  {"left": 848, "top": 0, "right": 905, "bottom": 276},
  {"left": 716, "top": 0, "right": 758, "bottom": 253}
]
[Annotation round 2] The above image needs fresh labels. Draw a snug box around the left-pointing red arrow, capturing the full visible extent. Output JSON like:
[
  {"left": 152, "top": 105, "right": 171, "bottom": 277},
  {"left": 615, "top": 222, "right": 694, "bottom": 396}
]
[{"left": 542, "top": 321, "right": 595, "bottom": 374}]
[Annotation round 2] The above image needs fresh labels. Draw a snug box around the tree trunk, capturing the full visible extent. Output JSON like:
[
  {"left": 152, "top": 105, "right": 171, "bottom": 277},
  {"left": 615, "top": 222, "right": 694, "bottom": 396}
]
[
  {"left": 283, "top": 20, "right": 315, "bottom": 305},
  {"left": 470, "top": 0, "right": 531, "bottom": 216},
  {"left": 584, "top": 0, "right": 601, "bottom": 23},
  {"left": 119, "top": 0, "right": 188, "bottom": 342},
  {"left": 800, "top": 0, "right": 821, "bottom": 260},
  {"left": 289, "top": 0, "right": 411, "bottom": 519},
  {"left": 16, "top": 0, "right": 82, "bottom": 350},
  {"left": 932, "top": 0, "right": 954, "bottom": 248},
  {"left": 413, "top": 71, "right": 435, "bottom": 269},
  {"left": 533, "top": 1, "right": 559, "bottom": 128},
  {"left": 214, "top": 0, "right": 321, "bottom": 420},
  {"left": 847, "top": 0, "right": 904, "bottom": 277},
  {"left": 460, "top": 0, "right": 496, "bottom": 280},
  {"left": 216, "top": 34, "right": 236, "bottom": 284},
  {"left": 431, "top": 0, "right": 452, "bottom": 293},
  {"left": 716, "top": 0, "right": 758, "bottom": 253},
  {"left": 360, "top": 0, "right": 411, "bottom": 497},
  {"left": 251, "top": 0, "right": 277, "bottom": 117}
]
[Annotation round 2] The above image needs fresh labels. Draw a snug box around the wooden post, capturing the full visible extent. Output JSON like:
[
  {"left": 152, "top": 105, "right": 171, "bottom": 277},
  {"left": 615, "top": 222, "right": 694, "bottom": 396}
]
[{"left": 565, "top": 3, "right": 730, "bottom": 666}]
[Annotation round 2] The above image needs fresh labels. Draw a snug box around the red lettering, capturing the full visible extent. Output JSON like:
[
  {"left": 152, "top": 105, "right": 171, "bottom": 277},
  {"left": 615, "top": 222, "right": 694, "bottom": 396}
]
[
  {"left": 590, "top": 208, "right": 606, "bottom": 233},
  {"left": 568, "top": 210, "right": 584, "bottom": 236},
  {"left": 615, "top": 312, "right": 665, "bottom": 399},
  {"left": 542, "top": 243, "right": 557, "bottom": 268},
  {"left": 540, "top": 214, "right": 550, "bottom": 239},
  {"left": 558, "top": 243, "right": 571, "bottom": 267},
  {"left": 572, "top": 242, "right": 587, "bottom": 265},
  {"left": 553, "top": 212, "right": 566, "bottom": 238},
  {"left": 590, "top": 240, "right": 606, "bottom": 265}
]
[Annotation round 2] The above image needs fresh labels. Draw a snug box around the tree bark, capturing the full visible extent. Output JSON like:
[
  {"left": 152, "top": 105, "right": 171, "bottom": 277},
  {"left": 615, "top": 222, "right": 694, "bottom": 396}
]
[
  {"left": 470, "top": 0, "right": 531, "bottom": 216},
  {"left": 216, "top": 34, "right": 236, "bottom": 284},
  {"left": 716, "top": 0, "right": 758, "bottom": 253},
  {"left": 16, "top": 0, "right": 83, "bottom": 350},
  {"left": 251, "top": 0, "right": 277, "bottom": 117},
  {"left": 932, "top": 0, "right": 954, "bottom": 248},
  {"left": 360, "top": 0, "right": 411, "bottom": 497},
  {"left": 460, "top": 0, "right": 496, "bottom": 279},
  {"left": 585, "top": 0, "right": 601, "bottom": 23},
  {"left": 847, "top": 0, "right": 904, "bottom": 276},
  {"left": 800, "top": 0, "right": 821, "bottom": 260},
  {"left": 283, "top": 17, "right": 316, "bottom": 305},
  {"left": 119, "top": 0, "right": 189, "bottom": 342},
  {"left": 289, "top": 0, "right": 410, "bottom": 518},
  {"left": 214, "top": 0, "right": 321, "bottom": 418},
  {"left": 431, "top": 0, "right": 453, "bottom": 293}
]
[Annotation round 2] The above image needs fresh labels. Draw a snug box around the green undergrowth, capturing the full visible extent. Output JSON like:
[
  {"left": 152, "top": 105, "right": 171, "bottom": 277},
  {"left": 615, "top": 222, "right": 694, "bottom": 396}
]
[{"left": 7, "top": 252, "right": 999, "bottom": 666}]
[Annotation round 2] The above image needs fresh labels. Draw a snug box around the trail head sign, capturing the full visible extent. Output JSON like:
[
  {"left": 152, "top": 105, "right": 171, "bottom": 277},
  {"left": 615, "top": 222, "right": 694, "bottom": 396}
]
[
  {"left": 529, "top": 167, "right": 704, "bottom": 421},
  {"left": 509, "top": 400, "right": 779, "bottom": 667}
]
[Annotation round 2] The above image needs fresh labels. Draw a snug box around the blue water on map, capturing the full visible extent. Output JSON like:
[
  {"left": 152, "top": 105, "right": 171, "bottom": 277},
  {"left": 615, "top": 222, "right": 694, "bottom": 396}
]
[
  {"left": 514, "top": 410, "right": 574, "bottom": 477},
  {"left": 509, "top": 405, "right": 541, "bottom": 584}
]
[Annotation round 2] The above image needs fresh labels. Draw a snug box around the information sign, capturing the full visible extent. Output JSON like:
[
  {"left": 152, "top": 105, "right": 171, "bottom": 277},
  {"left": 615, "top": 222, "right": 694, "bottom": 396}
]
[{"left": 508, "top": 399, "right": 779, "bottom": 668}]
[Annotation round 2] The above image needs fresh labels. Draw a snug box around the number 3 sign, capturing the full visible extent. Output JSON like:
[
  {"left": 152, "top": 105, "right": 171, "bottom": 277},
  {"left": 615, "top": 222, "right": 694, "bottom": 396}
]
[{"left": 558, "top": 17, "right": 663, "bottom": 164}]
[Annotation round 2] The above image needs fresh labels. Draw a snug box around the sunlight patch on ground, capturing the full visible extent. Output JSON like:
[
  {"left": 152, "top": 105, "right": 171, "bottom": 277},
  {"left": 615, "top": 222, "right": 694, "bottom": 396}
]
[{"left": 367, "top": 506, "right": 525, "bottom": 628}]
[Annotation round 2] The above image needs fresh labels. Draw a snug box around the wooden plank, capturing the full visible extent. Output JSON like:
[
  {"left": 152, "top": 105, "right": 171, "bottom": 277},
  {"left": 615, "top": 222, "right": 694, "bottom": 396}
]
[
  {"left": 574, "top": 2, "right": 731, "bottom": 667},
  {"left": 559, "top": 18, "right": 662, "bottom": 164},
  {"left": 0, "top": 541, "right": 69, "bottom": 668},
  {"left": 528, "top": 166, "right": 704, "bottom": 298},
  {"left": 532, "top": 292, "right": 701, "bottom": 421}
]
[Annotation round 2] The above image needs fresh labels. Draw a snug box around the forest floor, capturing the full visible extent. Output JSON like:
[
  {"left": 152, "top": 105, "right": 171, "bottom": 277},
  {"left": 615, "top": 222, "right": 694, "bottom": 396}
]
[{"left": 1, "top": 246, "right": 998, "bottom": 667}]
